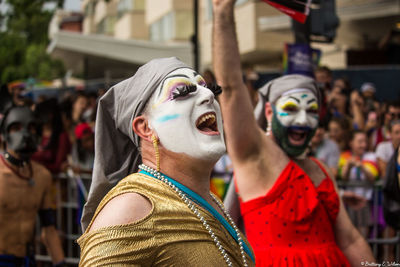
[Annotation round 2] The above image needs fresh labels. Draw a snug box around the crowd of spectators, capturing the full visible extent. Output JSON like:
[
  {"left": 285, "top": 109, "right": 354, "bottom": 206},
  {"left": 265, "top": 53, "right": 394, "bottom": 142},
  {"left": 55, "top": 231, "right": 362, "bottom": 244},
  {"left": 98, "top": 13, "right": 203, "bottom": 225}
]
[
  {"left": 0, "top": 85, "right": 97, "bottom": 200},
  {"left": 206, "top": 66, "right": 400, "bottom": 261},
  {"left": 1, "top": 64, "right": 399, "bottom": 261},
  {"left": 312, "top": 66, "right": 400, "bottom": 260}
]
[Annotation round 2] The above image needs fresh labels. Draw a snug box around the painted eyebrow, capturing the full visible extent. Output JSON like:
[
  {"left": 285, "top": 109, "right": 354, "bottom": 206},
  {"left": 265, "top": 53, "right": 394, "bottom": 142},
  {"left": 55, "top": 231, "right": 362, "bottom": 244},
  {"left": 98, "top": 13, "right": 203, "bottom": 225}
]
[
  {"left": 158, "top": 74, "right": 191, "bottom": 97},
  {"left": 195, "top": 76, "right": 206, "bottom": 84},
  {"left": 288, "top": 96, "right": 300, "bottom": 103},
  {"left": 307, "top": 98, "right": 317, "bottom": 104},
  {"left": 193, "top": 72, "right": 206, "bottom": 81}
]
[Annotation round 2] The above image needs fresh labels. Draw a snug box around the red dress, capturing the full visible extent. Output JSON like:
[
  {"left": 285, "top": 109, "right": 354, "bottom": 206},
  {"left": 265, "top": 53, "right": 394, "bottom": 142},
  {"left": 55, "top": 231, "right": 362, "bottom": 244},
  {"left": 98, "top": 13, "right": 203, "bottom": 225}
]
[{"left": 239, "top": 159, "right": 350, "bottom": 266}]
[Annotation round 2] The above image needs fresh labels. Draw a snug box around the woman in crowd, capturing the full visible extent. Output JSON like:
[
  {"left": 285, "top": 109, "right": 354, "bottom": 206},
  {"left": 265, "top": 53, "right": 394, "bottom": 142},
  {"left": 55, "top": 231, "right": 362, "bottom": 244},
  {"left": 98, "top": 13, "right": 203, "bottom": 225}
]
[
  {"left": 338, "top": 130, "right": 379, "bottom": 237},
  {"left": 32, "top": 98, "right": 71, "bottom": 175},
  {"left": 328, "top": 116, "right": 352, "bottom": 152}
]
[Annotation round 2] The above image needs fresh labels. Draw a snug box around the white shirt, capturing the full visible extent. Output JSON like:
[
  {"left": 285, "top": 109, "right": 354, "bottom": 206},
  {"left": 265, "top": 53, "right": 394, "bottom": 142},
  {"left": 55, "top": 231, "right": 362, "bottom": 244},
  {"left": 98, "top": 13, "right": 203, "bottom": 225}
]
[
  {"left": 348, "top": 152, "right": 377, "bottom": 200},
  {"left": 375, "top": 141, "right": 395, "bottom": 163}
]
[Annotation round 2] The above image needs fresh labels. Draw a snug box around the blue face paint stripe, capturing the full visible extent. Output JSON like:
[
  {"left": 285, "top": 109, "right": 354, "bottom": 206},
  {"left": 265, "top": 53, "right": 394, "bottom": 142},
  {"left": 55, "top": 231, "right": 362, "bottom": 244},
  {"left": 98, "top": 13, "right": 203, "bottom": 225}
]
[
  {"left": 156, "top": 114, "right": 180, "bottom": 123},
  {"left": 278, "top": 112, "right": 289, "bottom": 117},
  {"left": 301, "top": 94, "right": 308, "bottom": 98}
]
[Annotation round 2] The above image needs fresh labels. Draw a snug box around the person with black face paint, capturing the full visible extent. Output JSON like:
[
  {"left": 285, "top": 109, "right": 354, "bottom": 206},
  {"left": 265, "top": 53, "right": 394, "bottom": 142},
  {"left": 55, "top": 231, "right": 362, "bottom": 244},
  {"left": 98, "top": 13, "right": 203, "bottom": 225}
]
[{"left": 0, "top": 106, "right": 65, "bottom": 267}]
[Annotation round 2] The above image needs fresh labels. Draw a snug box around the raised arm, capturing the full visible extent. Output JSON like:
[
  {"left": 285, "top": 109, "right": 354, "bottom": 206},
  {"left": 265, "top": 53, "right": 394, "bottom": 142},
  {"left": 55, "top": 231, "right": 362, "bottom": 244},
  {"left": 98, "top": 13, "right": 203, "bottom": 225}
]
[
  {"left": 212, "top": 0, "right": 264, "bottom": 161},
  {"left": 350, "top": 91, "right": 365, "bottom": 130}
]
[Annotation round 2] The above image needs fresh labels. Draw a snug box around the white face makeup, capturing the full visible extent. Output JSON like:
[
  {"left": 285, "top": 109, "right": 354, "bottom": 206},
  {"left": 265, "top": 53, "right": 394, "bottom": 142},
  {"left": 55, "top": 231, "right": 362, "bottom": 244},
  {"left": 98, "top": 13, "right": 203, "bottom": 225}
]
[
  {"left": 275, "top": 90, "right": 319, "bottom": 128},
  {"left": 147, "top": 68, "right": 226, "bottom": 162},
  {"left": 274, "top": 89, "right": 319, "bottom": 146}
]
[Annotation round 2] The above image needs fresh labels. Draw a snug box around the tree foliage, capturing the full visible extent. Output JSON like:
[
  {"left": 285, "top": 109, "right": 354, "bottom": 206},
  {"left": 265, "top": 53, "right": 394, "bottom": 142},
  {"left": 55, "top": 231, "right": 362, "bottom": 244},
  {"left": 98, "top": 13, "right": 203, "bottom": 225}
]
[{"left": 0, "top": 0, "right": 65, "bottom": 85}]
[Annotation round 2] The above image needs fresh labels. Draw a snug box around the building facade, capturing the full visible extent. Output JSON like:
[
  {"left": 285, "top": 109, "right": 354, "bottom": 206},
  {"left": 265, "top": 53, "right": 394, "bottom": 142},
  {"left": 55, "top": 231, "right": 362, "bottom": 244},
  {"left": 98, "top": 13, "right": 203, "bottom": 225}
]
[{"left": 48, "top": 0, "right": 400, "bottom": 82}]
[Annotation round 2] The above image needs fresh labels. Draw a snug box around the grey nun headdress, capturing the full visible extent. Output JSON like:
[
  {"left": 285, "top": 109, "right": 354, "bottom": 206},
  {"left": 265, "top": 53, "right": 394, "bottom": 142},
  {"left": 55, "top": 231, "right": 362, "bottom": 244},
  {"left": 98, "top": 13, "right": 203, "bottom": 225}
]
[
  {"left": 253, "top": 74, "right": 320, "bottom": 130},
  {"left": 81, "top": 57, "right": 190, "bottom": 230}
]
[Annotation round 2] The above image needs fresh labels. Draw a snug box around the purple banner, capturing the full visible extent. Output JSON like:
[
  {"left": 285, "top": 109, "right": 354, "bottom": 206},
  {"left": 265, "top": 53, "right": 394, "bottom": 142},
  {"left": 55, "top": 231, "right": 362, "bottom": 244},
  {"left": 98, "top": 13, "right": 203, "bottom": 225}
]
[{"left": 283, "top": 43, "right": 321, "bottom": 78}]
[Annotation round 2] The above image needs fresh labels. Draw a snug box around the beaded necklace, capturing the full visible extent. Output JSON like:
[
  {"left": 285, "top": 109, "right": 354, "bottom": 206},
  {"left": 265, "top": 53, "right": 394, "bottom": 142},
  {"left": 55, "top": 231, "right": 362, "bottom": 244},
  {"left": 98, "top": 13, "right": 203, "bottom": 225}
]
[{"left": 138, "top": 164, "right": 250, "bottom": 267}]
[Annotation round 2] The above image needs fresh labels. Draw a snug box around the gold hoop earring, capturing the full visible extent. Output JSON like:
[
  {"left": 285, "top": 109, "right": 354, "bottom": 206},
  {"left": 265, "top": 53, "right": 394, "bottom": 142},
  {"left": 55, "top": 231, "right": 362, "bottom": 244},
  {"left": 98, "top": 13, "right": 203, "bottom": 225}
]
[{"left": 152, "top": 135, "right": 160, "bottom": 172}]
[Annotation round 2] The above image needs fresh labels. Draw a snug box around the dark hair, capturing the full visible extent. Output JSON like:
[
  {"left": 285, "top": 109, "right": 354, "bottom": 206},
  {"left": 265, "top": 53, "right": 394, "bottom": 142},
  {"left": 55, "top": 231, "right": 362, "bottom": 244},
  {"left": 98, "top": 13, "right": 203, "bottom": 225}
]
[
  {"left": 77, "top": 139, "right": 86, "bottom": 162},
  {"left": 330, "top": 115, "right": 351, "bottom": 131},
  {"left": 318, "top": 119, "right": 328, "bottom": 130},
  {"left": 389, "top": 120, "right": 400, "bottom": 132},
  {"left": 387, "top": 100, "right": 400, "bottom": 111},
  {"left": 72, "top": 91, "right": 88, "bottom": 105},
  {"left": 380, "top": 100, "right": 400, "bottom": 124},
  {"left": 329, "top": 116, "right": 352, "bottom": 150},
  {"left": 349, "top": 129, "right": 367, "bottom": 141},
  {"left": 334, "top": 77, "right": 352, "bottom": 96},
  {"left": 315, "top": 66, "right": 332, "bottom": 76},
  {"left": 72, "top": 92, "right": 89, "bottom": 124},
  {"left": 76, "top": 130, "right": 94, "bottom": 162},
  {"left": 59, "top": 98, "right": 73, "bottom": 121},
  {"left": 34, "top": 98, "right": 63, "bottom": 150},
  {"left": 87, "top": 91, "right": 98, "bottom": 99}
]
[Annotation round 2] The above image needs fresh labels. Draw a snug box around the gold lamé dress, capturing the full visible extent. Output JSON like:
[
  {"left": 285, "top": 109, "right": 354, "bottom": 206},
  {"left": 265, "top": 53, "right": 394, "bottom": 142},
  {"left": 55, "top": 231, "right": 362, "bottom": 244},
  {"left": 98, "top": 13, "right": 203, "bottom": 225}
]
[{"left": 78, "top": 173, "right": 254, "bottom": 267}]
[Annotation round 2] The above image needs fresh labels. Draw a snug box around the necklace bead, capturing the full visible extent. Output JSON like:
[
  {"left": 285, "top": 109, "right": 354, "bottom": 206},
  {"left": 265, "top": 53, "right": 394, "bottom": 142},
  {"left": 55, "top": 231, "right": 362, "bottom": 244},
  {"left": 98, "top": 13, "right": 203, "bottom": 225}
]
[{"left": 139, "top": 164, "right": 248, "bottom": 267}]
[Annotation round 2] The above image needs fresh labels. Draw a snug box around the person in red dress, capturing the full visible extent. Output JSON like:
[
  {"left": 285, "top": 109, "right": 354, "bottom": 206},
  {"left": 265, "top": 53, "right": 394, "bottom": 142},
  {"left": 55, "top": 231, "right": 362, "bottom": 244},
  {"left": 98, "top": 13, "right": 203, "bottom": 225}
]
[{"left": 212, "top": 0, "right": 375, "bottom": 265}]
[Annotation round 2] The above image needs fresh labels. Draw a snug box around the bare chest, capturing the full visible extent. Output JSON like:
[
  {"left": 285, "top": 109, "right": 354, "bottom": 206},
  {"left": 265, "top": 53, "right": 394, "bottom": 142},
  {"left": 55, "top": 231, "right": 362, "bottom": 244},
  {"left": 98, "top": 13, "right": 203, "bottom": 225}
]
[{"left": 0, "top": 170, "right": 44, "bottom": 214}]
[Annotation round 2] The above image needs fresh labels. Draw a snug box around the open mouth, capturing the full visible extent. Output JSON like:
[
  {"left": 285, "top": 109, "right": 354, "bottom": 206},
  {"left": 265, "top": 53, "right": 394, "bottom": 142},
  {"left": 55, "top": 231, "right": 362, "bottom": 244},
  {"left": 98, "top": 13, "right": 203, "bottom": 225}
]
[
  {"left": 196, "top": 112, "right": 219, "bottom": 135},
  {"left": 287, "top": 127, "right": 310, "bottom": 146}
]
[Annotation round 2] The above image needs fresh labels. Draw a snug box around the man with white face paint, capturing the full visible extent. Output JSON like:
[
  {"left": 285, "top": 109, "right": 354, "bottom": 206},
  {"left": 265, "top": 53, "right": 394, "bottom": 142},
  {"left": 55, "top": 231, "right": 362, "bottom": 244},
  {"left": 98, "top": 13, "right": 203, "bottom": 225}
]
[
  {"left": 78, "top": 57, "right": 254, "bottom": 267},
  {"left": 268, "top": 85, "right": 320, "bottom": 158},
  {"left": 212, "top": 0, "right": 375, "bottom": 266},
  {"left": 147, "top": 68, "right": 226, "bottom": 161}
]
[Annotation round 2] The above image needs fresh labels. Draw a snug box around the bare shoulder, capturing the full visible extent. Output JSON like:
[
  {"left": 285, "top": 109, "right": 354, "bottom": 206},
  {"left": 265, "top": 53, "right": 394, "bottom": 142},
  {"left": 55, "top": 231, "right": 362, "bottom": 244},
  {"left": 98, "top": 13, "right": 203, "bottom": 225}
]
[
  {"left": 310, "top": 158, "right": 339, "bottom": 187},
  {"left": 89, "top": 192, "right": 153, "bottom": 233},
  {"left": 31, "top": 161, "right": 52, "bottom": 184},
  {"left": 315, "top": 159, "right": 336, "bottom": 180}
]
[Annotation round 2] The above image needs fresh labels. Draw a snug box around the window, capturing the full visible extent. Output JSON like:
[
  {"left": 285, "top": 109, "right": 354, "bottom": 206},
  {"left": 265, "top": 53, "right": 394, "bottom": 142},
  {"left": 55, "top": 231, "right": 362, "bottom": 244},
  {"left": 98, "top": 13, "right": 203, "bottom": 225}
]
[
  {"left": 85, "top": 1, "right": 96, "bottom": 16},
  {"left": 150, "top": 12, "right": 175, "bottom": 42},
  {"left": 206, "top": 0, "right": 213, "bottom": 20},
  {"left": 117, "top": 0, "right": 145, "bottom": 18},
  {"left": 97, "top": 16, "right": 116, "bottom": 35},
  {"left": 235, "top": 0, "right": 249, "bottom": 5}
]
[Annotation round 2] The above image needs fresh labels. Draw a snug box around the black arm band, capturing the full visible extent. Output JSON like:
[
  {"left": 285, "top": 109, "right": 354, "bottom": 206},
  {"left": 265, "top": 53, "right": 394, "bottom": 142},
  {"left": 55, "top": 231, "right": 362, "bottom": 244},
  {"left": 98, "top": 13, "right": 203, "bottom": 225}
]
[{"left": 38, "top": 208, "right": 57, "bottom": 227}]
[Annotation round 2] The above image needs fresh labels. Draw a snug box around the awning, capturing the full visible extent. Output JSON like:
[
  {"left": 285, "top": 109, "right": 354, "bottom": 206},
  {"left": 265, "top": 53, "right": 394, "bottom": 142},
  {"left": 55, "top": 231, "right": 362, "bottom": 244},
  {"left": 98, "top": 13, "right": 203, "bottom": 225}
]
[{"left": 47, "top": 31, "right": 194, "bottom": 80}]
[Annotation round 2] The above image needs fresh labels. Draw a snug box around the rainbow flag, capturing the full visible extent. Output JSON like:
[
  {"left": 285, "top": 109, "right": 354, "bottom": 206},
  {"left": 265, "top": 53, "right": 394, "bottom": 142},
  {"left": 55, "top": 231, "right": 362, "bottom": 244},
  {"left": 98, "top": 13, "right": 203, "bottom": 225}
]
[
  {"left": 210, "top": 177, "right": 229, "bottom": 199},
  {"left": 338, "top": 151, "right": 379, "bottom": 180}
]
